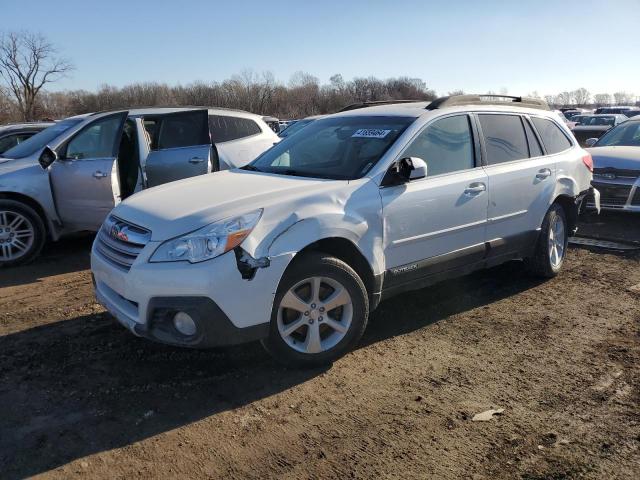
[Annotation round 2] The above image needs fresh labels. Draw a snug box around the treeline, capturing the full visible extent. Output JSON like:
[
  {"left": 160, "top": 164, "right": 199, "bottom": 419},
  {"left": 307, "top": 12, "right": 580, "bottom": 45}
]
[
  {"left": 1, "top": 71, "right": 637, "bottom": 124},
  {"left": 0, "top": 71, "right": 437, "bottom": 123}
]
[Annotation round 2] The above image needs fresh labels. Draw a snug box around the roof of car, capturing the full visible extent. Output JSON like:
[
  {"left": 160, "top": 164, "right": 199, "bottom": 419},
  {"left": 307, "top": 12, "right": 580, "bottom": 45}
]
[
  {"left": 328, "top": 98, "right": 555, "bottom": 119},
  {"left": 0, "top": 121, "right": 55, "bottom": 132},
  {"left": 126, "top": 106, "right": 263, "bottom": 119}
]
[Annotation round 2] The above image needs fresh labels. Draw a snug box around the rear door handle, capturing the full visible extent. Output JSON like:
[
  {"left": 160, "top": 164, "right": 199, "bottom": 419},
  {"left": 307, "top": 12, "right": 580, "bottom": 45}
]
[
  {"left": 189, "top": 157, "right": 205, "bottom": 164},
  {"left": 536, "top": 168, "right": 552, "bottom": 180},
  {"left": 93, "top": 171, "right": 108, "bottom": 178},
  {"left": 464, "top": 183, "right": 486, "bottom": 195}
]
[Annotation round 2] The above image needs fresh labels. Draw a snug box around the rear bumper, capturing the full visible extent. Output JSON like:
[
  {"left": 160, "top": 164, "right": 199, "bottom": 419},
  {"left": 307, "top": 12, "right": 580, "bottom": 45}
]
[{"left": 580, "top": 186, "right": 601, "bottom": 214}]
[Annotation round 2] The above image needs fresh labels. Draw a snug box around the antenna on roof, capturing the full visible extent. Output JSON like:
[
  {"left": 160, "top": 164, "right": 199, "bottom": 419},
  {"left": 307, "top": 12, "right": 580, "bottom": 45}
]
[{"left": 426, "top": 94, "right": 549, "bottom": 111}]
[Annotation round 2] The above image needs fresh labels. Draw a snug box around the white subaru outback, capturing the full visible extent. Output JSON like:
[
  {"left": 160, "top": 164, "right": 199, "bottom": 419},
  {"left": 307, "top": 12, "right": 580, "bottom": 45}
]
[{"left": 91, "top": 95, "right": 600, "bottom": 367}]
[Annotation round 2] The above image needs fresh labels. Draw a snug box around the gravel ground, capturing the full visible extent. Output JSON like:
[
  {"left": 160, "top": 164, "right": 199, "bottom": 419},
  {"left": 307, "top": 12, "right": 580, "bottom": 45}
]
[{"left": 0, "top": 214, "right": 638, "bottom": 479}]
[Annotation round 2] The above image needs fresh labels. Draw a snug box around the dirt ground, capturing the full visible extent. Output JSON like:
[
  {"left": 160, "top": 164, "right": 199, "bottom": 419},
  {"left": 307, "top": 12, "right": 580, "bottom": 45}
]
[{"left": 1, "top": 214, "right": 639, "bottom": 479}]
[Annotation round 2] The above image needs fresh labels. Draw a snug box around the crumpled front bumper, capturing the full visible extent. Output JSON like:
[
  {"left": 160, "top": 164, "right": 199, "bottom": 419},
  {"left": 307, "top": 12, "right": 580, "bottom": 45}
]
[{"left": 91, "top": 240, "right": 293, "bottom": 348}]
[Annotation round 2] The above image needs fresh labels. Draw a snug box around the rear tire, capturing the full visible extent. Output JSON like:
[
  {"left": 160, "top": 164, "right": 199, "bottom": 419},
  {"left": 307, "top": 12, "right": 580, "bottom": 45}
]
[
  {"left": 0, "top": 199, "right": 46, "bottom": 268},
  {"left": 261, "top": 252, "right": 369, "bottom": 368},
  {"left": 525, "top": 203, "right": 568, "bottom": 278}
]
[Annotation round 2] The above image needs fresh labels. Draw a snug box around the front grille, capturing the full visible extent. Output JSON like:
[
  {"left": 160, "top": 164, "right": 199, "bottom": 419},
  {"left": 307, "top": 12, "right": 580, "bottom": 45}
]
[
  {"left": 95, "top": 216, "right": 151, "bottom": 271},
  {"left": 592, "top": 183, "right": 632, "bottom": 207},
  {"left": 632, "top": 188, "right": 640, "bottom": 206},
  {"left": 593, "top": 167, "right": 640, "bottom": 181}
]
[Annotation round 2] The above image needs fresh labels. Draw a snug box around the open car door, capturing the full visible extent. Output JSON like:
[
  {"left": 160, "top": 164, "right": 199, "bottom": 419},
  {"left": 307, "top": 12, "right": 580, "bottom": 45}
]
[
  {"left": 144, "top": 109, "right": 215, "bottom": 187},
  {"left": 49, "top": 111, "right": 128, "bottom": 231}
]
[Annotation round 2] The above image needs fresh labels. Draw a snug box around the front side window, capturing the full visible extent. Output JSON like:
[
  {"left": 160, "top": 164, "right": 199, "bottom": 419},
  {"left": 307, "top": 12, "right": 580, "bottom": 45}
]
[
  {"left": 2, "top": 119, "right": 82, "bottom": 159},
  {"left": 248, "top": 116, "right": 414, "bottom": 180},
  {"left": 531, "top": 117, "right": 572, "bottom": 154},
  {"left": 65, "top": 116, "right": 123, "bottom": 159},
  {"left": 595, "top": 121, "right": 640, "bottom": 147},
  {"left": 478, "top": 114, "right": 529, "bottom": 165},
  {"left": 400, "top": 115, "right": 475, "bottom": 176}
]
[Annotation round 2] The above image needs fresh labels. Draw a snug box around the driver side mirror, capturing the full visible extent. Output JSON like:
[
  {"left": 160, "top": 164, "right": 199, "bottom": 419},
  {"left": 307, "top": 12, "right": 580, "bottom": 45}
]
[
  {"left": 406, "top": 157, "right": 428, "bottom": 180},
  {"left": 38, "top": 145, "right": 58, "bottom": 169},
  {"left": 382, "top": 157, "right": 428, "bottom": 186},
  {"left": 584, "top": 138, "right": 598, "bottom": 147}
]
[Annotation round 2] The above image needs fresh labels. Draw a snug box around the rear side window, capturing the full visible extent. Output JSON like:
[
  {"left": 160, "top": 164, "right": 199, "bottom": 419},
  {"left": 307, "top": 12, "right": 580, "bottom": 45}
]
[
  {"left": 401, "top": 115, "right": 475, "bottom": 176},
  {"left": 478, "top": 114, "right": 528, "bottom": 165},
  {"left": 209, "top": 115, "right": 262, "bottom": 143},
  {"left": 531, "top": 117, "right": 572, "bottom": 154},
  {"left": 156, "top": 111, "right": 210, "bottom": 150},
  {"left": 523, "top": 119, "right": 543, "bottom": 157}
]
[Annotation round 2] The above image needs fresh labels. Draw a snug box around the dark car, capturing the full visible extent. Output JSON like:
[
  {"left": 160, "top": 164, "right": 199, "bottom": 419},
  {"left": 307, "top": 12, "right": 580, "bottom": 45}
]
[
  {"left": 571, "top": 114, "right": 628, "bottom": 147},
  {"left": 594, "top": 106, "right": 640, "bottom": 117},
  {"left": 586, "top": 116, "right": 640, "bottom": 211},
  {"left": 0, "top": 122, "right": 54, "bottom": 155}
]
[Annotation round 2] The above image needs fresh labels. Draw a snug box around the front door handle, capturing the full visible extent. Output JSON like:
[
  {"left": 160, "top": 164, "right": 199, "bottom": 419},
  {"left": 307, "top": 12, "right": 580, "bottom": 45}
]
[
  {"left": 464, "top": 182, "right": 486, "bottom": 195},
  {"left": 93, "top": 171, "right": 108, "bottom": 179},
  {"left": 536, "top": 168, "right": 552, "bottom": 180},
  {"left": 189, "top": 157, "right": 205, "bottom": 164}
]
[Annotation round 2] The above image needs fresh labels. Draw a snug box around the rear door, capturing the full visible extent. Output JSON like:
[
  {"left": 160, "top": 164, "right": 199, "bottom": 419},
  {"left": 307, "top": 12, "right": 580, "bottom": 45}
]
[
  {"left": 49, "top": 111, "right": 128, "bottom": 230},
  {"left": 477, "top": 113, "right": 556, "bottom": 258},
  {"left": 145, "top": 109, "right": 212, "bottom": 187}
]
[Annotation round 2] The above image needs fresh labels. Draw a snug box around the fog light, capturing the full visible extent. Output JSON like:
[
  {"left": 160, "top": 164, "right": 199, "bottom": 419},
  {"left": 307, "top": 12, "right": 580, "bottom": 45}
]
[{"left": 173, "top": 311, "right": 197, "bottom": 336}]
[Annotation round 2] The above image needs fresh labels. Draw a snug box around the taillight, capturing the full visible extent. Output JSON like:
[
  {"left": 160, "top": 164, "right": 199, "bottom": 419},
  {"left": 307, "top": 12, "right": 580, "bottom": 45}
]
[{"left": 582, "top": 153, "right": 593, "bottom": 172}]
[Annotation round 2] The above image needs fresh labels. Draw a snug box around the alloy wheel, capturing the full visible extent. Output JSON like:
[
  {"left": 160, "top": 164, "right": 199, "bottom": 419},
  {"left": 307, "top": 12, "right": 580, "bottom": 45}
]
[
  {"left": 0, "top": 210, "right": 35, "bottom": 262},
  {"left": 548, "top": 214, "right": 566, "bottom": 268},
  {"left": 277, "top": 276, "right": 353, "bottom": 354}
]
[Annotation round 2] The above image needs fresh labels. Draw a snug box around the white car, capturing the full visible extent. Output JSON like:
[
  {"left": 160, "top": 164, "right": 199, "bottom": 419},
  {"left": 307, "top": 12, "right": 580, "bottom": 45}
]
[{"left": 91, "top": 95, "right": 598, "bottom": 367}]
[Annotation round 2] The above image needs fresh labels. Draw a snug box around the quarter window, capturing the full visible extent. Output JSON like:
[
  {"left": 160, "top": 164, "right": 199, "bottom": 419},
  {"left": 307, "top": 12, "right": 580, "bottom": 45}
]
[
  {"left": 478, "top": 114, "right": 529, "bottom": 165},
  {"left": 531, "top": 117, "right": 572, "bottom": 154},
  {"left": 209, "top": 116, "right": 262, "bottom": 143},
  {"left": 401, "top": 115, "right": 475, "bottom": 177},
  {"left": 523, "top": 119, "right": 543, "bottom": 157}
]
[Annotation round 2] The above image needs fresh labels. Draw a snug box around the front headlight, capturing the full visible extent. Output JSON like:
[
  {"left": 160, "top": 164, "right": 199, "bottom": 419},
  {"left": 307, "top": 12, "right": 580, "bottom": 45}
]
[{"left": 150, "top": 209, "right": 263, "bottom": 263}]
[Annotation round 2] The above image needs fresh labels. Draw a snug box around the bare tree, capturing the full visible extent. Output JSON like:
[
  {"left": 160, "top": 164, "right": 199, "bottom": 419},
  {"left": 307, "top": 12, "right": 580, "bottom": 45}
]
[
  {"left": 0, "top": 31, "right": 73, "bottom": 121},
  {"left": 613, "top": 91, "right": 633, "bottom": 105},
  {"left": 593, "top": 93, "right": 612, "bottom": 106},
  {"left": 572, "top": 88, "right": 590, "bottom": 106}
]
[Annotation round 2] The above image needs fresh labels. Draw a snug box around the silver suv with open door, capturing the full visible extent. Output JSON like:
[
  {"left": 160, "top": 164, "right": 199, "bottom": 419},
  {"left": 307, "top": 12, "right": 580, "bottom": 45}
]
[{"left": 0, "top": 107, "right": 279, "bottom": 267}]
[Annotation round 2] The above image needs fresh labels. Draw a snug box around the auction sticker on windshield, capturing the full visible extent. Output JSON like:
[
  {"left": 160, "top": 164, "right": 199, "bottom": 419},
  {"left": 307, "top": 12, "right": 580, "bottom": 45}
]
[{"left": 352, "top": 129, "right": 391, "bottom": 138}]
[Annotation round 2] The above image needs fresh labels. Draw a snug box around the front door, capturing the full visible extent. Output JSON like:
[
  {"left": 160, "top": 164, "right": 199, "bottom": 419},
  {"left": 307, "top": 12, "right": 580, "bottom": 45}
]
[
  {"left": 49, "top": 111, "right": 128, "bottom": 230},
  {"left": 381, "top": 114, "right": 489, "bottom": 288},
  {"left": 144, "top": 110, "right": 212, "bottom": 187}
]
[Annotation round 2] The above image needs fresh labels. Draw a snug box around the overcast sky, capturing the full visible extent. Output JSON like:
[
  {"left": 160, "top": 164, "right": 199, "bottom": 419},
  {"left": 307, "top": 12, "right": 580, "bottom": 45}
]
[{"left": 3, "top": 0, "right": 639, "bottom": 97}]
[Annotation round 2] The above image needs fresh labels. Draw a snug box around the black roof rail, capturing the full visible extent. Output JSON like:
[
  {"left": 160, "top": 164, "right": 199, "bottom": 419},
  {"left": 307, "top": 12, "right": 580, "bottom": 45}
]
[
  {"left": 338, "top": 99, "right": 425, "bottom": 112},
  {"left": 426, "top": 94, "right": 550, "bottom": 111}
]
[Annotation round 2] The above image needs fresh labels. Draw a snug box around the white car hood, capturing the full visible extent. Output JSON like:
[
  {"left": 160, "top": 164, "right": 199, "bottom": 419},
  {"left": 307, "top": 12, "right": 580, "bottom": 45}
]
[{"left": 113, "top": 170, "right": 342, "bottom": 241}]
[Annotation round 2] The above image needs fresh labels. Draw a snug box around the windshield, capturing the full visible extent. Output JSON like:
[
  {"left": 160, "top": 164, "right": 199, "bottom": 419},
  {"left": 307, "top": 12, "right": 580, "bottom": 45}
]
[
  {"left": 1, "top": 118, "right": 83, "bottom": 159},
  {"left": 595, "top": 121, "right": 640, "bottom": 147},
  {"left": 278, "top": 119, "right": 314, "bottom": 138},
  {"left": 248, "top": 115, "right": 415, "bottom": 180}
]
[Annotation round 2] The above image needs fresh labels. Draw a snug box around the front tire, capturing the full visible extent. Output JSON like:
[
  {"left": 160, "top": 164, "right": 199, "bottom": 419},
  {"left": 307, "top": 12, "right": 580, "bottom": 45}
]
[
  {"left": 262, "top": 252, "right": 369, "bottom": 368},
  {"left": 525, "top": 203, "right": 568, "bottom": 278},
  {"left": 0, "top": 199, "right": 46, "bottom": 268}
]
